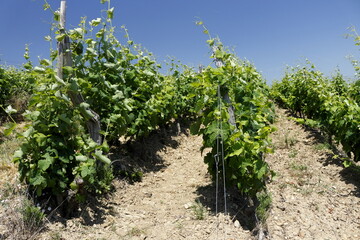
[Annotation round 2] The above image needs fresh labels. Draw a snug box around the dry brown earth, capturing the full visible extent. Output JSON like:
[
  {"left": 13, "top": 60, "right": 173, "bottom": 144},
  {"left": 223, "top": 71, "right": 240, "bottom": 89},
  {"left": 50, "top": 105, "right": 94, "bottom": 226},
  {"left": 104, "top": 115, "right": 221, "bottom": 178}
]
[
  {"left": 1, "top": 107, "right": 359, "bottom": 239},
  {"left": 266, "top": 108, "right": 360, "bottom": 240}
]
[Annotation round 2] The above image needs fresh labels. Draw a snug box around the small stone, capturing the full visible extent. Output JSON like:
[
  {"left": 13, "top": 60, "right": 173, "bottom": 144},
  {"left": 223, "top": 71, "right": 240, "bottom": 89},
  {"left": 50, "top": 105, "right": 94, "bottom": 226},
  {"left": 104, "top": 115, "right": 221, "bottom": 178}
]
[
  {"left": 184, "top": 202, "right": 193, "bottom": 209},
  {"left": 277, "top": 206, "right": 286, "bottom": 211},
  {"left": 143, "top": 192, "right": 152, "bottom": 198},
  {"left": 234, "top": 220, "right": 240, "bottom": 228}
]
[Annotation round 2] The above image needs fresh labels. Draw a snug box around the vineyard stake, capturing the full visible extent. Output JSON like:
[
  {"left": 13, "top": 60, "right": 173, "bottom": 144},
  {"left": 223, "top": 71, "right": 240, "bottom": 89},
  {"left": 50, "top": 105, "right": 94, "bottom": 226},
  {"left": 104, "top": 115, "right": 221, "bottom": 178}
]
[{"left": 57, "top": 0, "right": 102, "bottom": 145}]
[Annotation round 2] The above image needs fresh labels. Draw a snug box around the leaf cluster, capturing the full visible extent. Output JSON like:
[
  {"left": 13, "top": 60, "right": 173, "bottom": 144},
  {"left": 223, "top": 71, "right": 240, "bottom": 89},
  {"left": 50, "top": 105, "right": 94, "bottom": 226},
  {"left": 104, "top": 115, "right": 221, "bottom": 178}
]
[
  {"left": 13, "top": 2, "right": 195, "bottom": 205},
  {"left": 13, "top": 65, "right": 112, "bottom": 198},
  {"left": 271, "top": 62, "right": 360, "bottom": 162},
  {"left": 0, "top": 66, "right": 35, "bottom": 123},
  {"left": 59, "top": 15, "right": 194, "bottom": 140},
  {"left": 190, "top": 39, "right": 275, "bottom": 196}
]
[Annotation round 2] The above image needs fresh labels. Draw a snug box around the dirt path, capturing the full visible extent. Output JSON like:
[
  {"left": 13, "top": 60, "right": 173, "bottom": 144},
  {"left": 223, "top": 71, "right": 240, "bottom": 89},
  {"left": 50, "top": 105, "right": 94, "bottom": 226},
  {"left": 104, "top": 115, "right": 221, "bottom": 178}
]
[
  {"left": 42, "top": 127, "right": 252, "bottom": 240},
  {"left": 4, "top": 107, "right": 360, "bottom": 240},
  {"left": 266, "top": 107, "right": 360, "bottom": 240}
]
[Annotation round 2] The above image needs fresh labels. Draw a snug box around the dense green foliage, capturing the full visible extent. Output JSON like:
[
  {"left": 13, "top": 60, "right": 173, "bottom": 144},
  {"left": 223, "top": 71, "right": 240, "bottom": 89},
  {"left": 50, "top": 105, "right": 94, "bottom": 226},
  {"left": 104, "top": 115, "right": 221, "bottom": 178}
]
[
  {"left": 12, "top": 1, "right": 277, "bottom": 203},
  {"left": 65, "top": 17, "right": 193, "bottom": 140},
  {"left": 271, "top": 63, "right": 360, "bottom": 162},
  {"left": 10, "top": 1, "right": 359, "bottom": 212},
  {"left": 13, "top": 2, "right": 194, "bottom": 204},
  {"left": 0, "top": 66, "right": 34, "bottom": 122},
  {"left": 13, "top": 63, "right": 113, "bottom": 198},
  {"left": 190, "top": 38, "right": 275, "bottom": 196}
]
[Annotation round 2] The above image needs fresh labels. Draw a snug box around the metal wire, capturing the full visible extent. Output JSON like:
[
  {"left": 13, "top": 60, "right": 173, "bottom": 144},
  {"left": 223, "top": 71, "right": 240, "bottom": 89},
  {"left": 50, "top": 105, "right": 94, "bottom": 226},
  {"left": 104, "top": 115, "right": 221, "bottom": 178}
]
[
  {"left": 213, "top": 85, "right": 229, "bottom": 240},
  {"left": 214, "top": 153, "right": 219, "bottom": 215},
  {"left": 217, "top": 85, "right": 228, "bottom": 215}
]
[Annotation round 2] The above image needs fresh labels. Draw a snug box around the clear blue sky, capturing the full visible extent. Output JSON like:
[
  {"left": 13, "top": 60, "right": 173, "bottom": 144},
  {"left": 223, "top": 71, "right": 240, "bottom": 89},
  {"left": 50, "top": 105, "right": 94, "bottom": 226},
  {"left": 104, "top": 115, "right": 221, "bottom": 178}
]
[{"left": 0, "top": 0, "right": 359, "bottom": 83}]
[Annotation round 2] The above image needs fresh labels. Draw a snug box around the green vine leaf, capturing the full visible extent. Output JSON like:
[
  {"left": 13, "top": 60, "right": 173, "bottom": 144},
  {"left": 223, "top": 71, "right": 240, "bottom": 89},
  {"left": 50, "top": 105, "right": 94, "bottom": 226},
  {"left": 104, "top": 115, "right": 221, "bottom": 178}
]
[{"left": 107, "top": 7, "right": 114, "bottom": 20}]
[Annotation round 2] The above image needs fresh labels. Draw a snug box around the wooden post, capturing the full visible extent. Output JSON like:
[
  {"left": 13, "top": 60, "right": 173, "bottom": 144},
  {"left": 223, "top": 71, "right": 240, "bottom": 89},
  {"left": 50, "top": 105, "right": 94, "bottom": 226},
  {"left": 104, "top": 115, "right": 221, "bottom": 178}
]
[{"left": 57, "top": 0, "right": 102, "bottom": 145}]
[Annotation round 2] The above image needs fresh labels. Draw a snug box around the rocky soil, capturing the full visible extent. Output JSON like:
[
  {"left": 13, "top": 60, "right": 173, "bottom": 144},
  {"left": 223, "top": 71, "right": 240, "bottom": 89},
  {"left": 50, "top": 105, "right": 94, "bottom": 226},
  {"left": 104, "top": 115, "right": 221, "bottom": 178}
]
[
  {"left": 266, "top": 108, "right": 359, "bottom": 240},
  {"left": 38, "top": 123, "right": 253, "bottom": 240},
  {"left": 1, "top": 107, "right": 359, "bottom": 239}
]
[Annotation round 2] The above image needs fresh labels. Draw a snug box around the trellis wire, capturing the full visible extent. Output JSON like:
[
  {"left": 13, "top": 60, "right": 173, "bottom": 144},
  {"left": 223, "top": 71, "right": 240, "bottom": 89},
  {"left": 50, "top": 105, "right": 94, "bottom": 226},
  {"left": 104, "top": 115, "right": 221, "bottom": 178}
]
[{"left": 213, "top": 85, "right": 228, "bottom": 240}]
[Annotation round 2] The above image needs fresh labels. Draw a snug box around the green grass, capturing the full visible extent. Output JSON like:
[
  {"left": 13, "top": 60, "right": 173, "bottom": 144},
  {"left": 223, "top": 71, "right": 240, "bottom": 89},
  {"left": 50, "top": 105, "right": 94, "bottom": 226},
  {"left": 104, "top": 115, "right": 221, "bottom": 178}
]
[
  {"left": 0, "top": 187, "right": 46, "bottom": 240},
  {"left": 49, "top": 232, "right": 63, "bottom": 240},
  {"left": 313, "top": 143, "right": 331, "bottom": 151},
  {"left": 127, "top": 227, "right": 145, "bottom": 237},
  {"left": 288, "top": 149, "right": 298, "bottom": 158},
  {"left": 191, "top": 200, "right": 207, "bottom": 220},
  {"left": 0, "top": 133, "right": 21, "bottom": 165},
  {"left": 256, "top": 191, "right": 272, "bottom": 224},
  {"left": 21, "top": 199, "right": 45, "bottom": 230},
  {"left": 0, "top": 128, "right": 22, "bottom": 193},
  {"left": 0, "top": 122, "right": 24, "bottom": 168},
  {"left": 283, "top": 131, "right": 298, "bottom": 148},
  {"left": 290, "top": 162, "right": 308, "bottom": 171},
  {"left": 0, "top": 126, "right": 46, "bottom": 240}
]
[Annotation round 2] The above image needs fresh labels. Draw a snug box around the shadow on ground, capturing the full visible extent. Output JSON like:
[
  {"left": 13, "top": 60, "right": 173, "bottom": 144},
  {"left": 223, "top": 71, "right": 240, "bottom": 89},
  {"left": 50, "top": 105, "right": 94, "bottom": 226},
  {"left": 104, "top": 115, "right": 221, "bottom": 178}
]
[
  {"left": 110, "top": 120, "right": 190, "bottom": 180},
  {"left": 46, "top": 119, "right": 191, "bottom": 226},
  {"left": 283, "top": 108, "right": 360, "bottom": 198},
  {"left": 195, "top": 183, "right": 257, "bottom": 231}
]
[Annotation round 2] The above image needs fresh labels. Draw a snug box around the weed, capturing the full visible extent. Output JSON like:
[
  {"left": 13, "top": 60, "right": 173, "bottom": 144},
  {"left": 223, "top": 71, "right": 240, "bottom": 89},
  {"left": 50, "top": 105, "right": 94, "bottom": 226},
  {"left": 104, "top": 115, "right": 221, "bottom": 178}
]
[
  {"left": 283, "top": 131, "right": 297, "bottom": 148},
  {"left": 191, "top": 200, "right": 207, "bottom": 220},
  {"left": 49, "top": 231, "right": 63, "bottom": 240},
  {"left": 290, "top": 162, "right": 307, "bottom": 171},
  {"left": 279, "top": 183, "right": 288, "bottom": 190},
  {"left": 314, "top": 143, "right": 331, "bottom": 151},
  {"left": 299, "top": 187, "right": 313, "bottom": 196},
  {"left": 176, "top": 221, "right": 184, "bottom": 230},
  {"left": 288, "top": 149, "right": 298, "bottom": 158},
  {"left": 127, "top": 227, "right": 145, "bottom": 237},
  {"left": 0, "top": 193, "right": 46, "bottom": 240},
  {"left": 0, "top": 128, "right": 22, "bottom": 193},
  {"left": 256, "top": 191, "right": 272, "bottom": 224},
  {"left": 0, "top": 169, "right": 47, "bottom": 240},
  {"left": 118, "top": 169, "right": 143, "bottom": 183},
  {"left": 21, "top": 199, "right": 45, "bottom": 231},
  {"left": 289, "top": 162, "right": 312, "bottom": 187},
  {"left": 0, "top": 132, "right": 21, "bottom": 166},
  {"left": 0, "top": 182, "right": 16, "bottom": 201}
]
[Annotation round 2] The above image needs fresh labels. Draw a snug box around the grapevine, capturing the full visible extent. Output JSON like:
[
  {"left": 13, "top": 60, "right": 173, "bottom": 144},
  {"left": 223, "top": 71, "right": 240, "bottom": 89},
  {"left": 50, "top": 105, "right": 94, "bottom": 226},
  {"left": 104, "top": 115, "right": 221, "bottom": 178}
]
[
  {"left": 271, "top": 62, "right": 360, "bottom": 163},
  {"left": 190, "top": 37, "right": 275, "bottom": 196}
]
